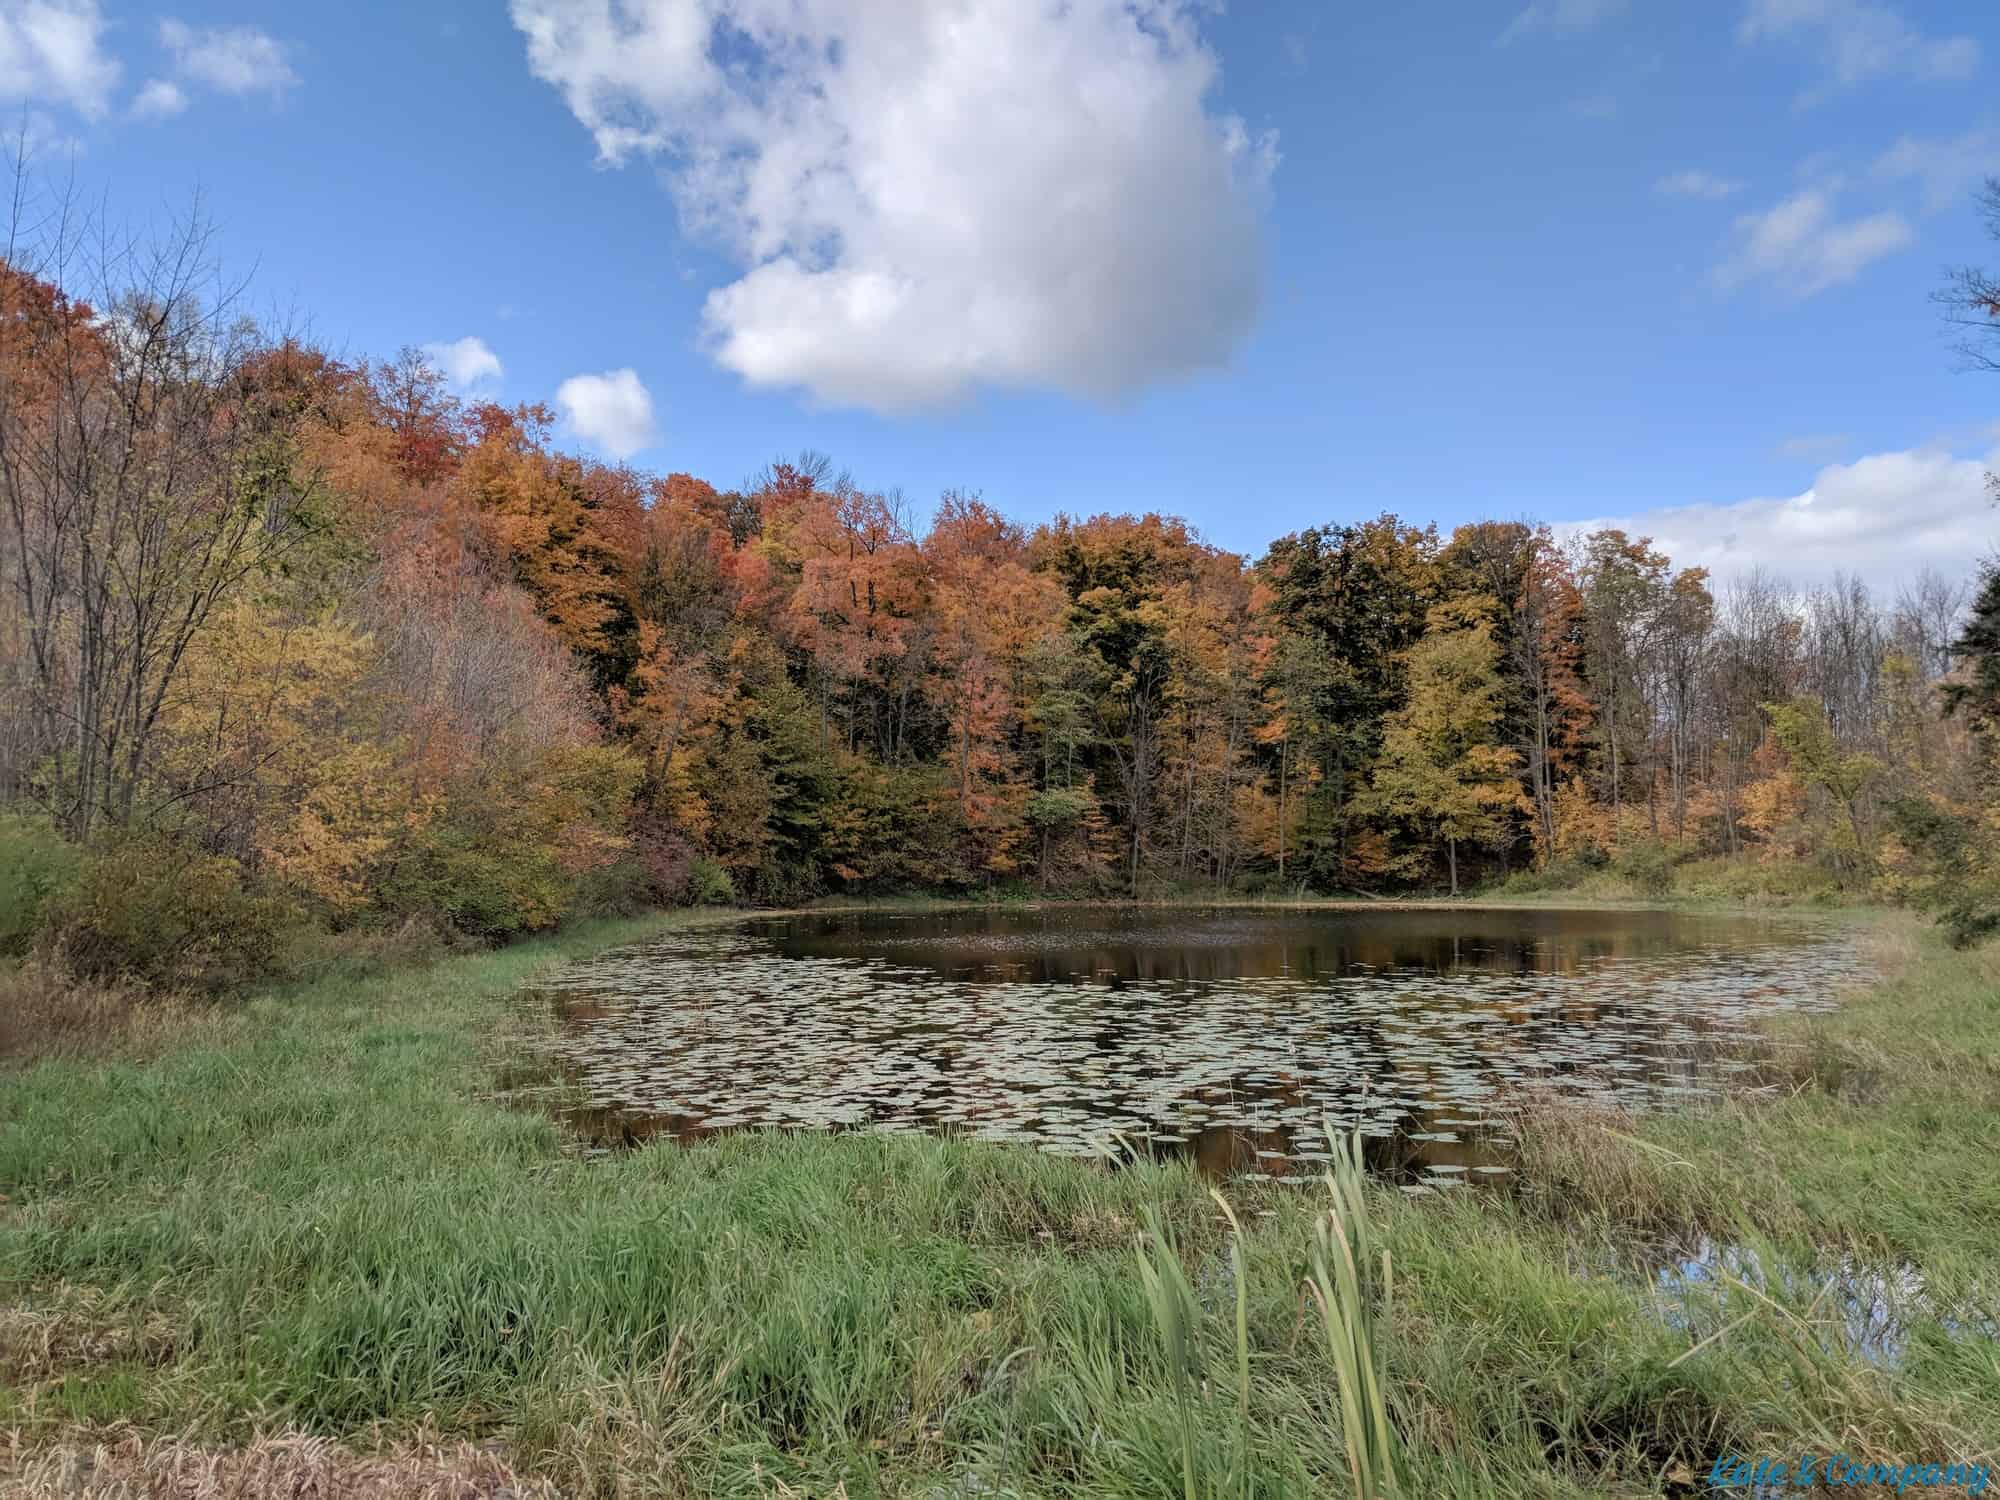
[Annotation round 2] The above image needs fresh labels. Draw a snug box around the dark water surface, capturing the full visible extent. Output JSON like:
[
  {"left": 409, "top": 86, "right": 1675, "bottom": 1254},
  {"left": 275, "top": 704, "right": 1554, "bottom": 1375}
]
[{"left": 527, "top": 905, "right": 1865, "bottom": 1189}]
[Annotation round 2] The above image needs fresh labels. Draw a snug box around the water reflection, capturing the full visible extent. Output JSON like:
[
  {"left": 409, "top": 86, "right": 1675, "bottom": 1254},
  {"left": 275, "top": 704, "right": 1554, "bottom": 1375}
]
[
  {"left": 1648, "top": 1238, "right": 1995, "bottom": 1370},
  {"left": 526, "top": 905, "right": 1865, "bottom": 1189},
  {"left": 765, "top": 905, "right": 1724, "bottom": 984}
]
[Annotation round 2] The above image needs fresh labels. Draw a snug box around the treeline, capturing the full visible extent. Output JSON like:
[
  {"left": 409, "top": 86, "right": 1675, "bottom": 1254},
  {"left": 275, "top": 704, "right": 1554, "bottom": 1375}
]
[{"left": 4, "top": 219, "right": 2000, "bottom": 986}]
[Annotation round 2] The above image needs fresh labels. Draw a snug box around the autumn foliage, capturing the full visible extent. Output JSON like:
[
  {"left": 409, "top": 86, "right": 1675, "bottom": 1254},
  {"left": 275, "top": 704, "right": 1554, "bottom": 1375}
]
[{"left": 4, "top": 243, "right": 1998, "bottom": 971}]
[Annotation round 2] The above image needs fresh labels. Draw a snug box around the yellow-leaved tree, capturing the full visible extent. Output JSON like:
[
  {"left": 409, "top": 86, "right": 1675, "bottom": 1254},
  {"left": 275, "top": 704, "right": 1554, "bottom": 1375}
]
[
  {"left": 160, "top": 602, "right": 424, "bottom": 915},
  {"left": 1367, "top": 597, "right": 1527, "bottom": 894}
]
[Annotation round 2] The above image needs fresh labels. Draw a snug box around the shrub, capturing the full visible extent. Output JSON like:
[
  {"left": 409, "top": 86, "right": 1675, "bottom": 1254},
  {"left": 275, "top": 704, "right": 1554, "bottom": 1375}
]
[
  {"left": 0, "top": 813, "right": 83, "bottom": 956},
  {"left": 1610, "top": 840, "right": 1676, "bottom": 897},
  {"left": 688, "top": 856, "right": 736, "bottom": 906},
  {"left": 381, "top": 744, "right": 644, "bottom": 940},
  {"left": 571, "top": 858, "right": 657, "bottom": 919},
  {"left": 747, "top": 849, "right": 824, "bottom": 907},
  {"left": 383, "top": 817, "right": 563, "bottom": 940},
  {"left": 628, "top": 815, "right": 698, "bottom": 904},
  {"left": 1672, "top": 852, "right": 1846, "bottom": 906},
  {"left": 46, "top": 832, "right": 299, "bottom": 990},
  {"left": 1883, "top": 795, "right": 2000, "bottom": 948},
  {"left": 276, "top": 915, "right": 456, "bottom": 985},
  {"left": 1496, "top": 853, "right": 1603, "bottom": 896}
]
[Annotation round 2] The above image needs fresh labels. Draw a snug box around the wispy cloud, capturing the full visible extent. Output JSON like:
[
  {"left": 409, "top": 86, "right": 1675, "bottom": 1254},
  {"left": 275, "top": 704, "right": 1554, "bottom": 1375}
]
[
  {"left": 1875, "top": 129, "right": 2000, "bottom": 213},
  {"left": 1657, "top": 169, "right": 1744, "bottom": 200},
  {"left": 1739, "top": 0, "right": 1977, "bottom": 96},
  {"left": 157, "top": 18, "right": 297, "bottom": 99},
  {"left": 1714, "top": 187, "right": 1912, "bottom": 297},
  {"left": 1499, "top": 0, "right": 1628, "bottom": 44},
  {"left": 129, "top": 76, "right": 185, "bottom": 119}
]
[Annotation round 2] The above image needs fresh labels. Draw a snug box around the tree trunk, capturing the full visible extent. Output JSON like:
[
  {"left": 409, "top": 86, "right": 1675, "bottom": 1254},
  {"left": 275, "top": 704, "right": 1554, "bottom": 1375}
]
[{"left": 1276, "top": 737, "right": 1287, "bottom": 887}]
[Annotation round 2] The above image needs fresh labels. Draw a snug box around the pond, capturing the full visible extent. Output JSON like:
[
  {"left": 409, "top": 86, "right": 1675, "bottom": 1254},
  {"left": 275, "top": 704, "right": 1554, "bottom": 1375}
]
[{"left": 526, "top": 904, "right": 1866, "bottom": 1190}]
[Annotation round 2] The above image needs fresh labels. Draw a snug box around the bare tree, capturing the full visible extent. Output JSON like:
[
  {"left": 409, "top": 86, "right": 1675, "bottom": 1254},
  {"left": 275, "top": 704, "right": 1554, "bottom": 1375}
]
[
  {"left": 1802, "top": 574, "right": 1884, "bottom": 747},
  {"left": 1651, "top": 569, "right": 1715, "bottom": 840},
  {"left": 1892, "top": 566, "right": 1972, "bottom": 682},
  {"left": 1710, "top": 569, "right": 1800, "bottom": 851},
  {"left": 0, "top": 166, "right": 315, "bottom": 837},
  {"left": 1937, "top": 178, "right": 2000, "bottom": 373}
]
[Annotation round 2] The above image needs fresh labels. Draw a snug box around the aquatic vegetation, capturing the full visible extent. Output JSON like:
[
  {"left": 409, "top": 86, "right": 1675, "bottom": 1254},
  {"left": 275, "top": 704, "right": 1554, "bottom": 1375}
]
[{"left": 528, "top": 907, "right": 1867, "bottom": 1186}]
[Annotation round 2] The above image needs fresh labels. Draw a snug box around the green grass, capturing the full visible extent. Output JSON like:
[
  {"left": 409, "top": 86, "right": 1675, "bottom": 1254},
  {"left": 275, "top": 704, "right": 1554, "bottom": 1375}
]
[
  {"left": 3, "top": 907, "right": 1997, "bottom": 1496},
  {"left": 1487, "top": 848, "right": 1857, "bottom": 909}
]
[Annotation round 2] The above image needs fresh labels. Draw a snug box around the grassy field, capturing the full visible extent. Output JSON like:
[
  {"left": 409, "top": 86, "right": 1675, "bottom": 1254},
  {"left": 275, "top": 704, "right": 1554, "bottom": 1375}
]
[{"left": 2, "top": 907, "right": 1996, "bottom": 1497}]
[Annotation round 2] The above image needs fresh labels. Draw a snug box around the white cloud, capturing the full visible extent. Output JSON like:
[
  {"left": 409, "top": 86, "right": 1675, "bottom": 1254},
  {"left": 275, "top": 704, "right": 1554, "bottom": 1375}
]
[
  {"left": 1560, "top": 445, "right": 1998, "bottom": 591},
  {"left": 158, "top": 18, "right": 296, "bottom": 98},
  {"left": 555, "top": 368, "right": 657, "bottom": 458},
  {"left": 1657, "top": 169, "right": 1743, "bottom": 200},
  {"left": 1714, "top": 188, "right": 1912, "bottom": 297},
  {"left": 12, "top": 105, "right": 79, "bottom": 156},
  {"left": 0, "top": 0, "right": 119, "bottom": 118},
  {"left": 511, "top": 0, "right": 1275, "bottom": 413},
  {"left": 422, "top": 336, "right": 504, "bottom": 391},
  {"left": 1739, "top": 0, "right": 1978, "bottom": 91},
  {"left": 1500, "top": 0, "right": 1627, "bottom": 43},
  {"left": 130, "top": 77, "right": 185, "bottom": 119},
  {"left": 1876, "top": 129, "right": 2000, "bottom": 213}
]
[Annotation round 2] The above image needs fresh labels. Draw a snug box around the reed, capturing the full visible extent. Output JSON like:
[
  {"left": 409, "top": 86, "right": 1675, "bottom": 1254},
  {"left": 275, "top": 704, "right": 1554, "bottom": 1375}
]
[
  {"left": 1129, "top": 1192, "right": 1263, "bottom": 1500},
  {"left": 1304, "top": 1126, "right": 1399, "bottom": 1500},
  {"left": 1211, "top": 1189, "right": 1252, "bottom": 1431},
  {"left": 1134, "top": 1203, "right": 1205, "bottom": 1500}
]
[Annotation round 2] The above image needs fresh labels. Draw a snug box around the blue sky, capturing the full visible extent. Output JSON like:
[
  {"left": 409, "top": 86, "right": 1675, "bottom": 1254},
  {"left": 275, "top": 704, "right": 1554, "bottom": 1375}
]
[{"left": 5, "top": 0, "right": 1999, "bottom": 585}]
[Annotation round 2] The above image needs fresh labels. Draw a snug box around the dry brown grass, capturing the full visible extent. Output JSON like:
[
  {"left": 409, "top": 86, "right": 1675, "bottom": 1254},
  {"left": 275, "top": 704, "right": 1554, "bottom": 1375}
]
[
  {"left": 1504, "top": 1086, "right": 1809, "bottom": 1247},
  {"left": 0, "top": 1288, "right": 183, "bottom": 1386},
  {"left": 0, "top": 1428, "right": 556, "bottom": 1499},
  {"left": 508, "top": 1340, "right": 730, "bottom": 1499},
  {"left": 1506, "top": 1091, "right": 1704, "bottom": 1234},
  {"left": 1854, "top": 915, "right": 1922, "bottom": 975},
  {"left": 0, "top": 958, "right": 224, "bottom": 1065}
]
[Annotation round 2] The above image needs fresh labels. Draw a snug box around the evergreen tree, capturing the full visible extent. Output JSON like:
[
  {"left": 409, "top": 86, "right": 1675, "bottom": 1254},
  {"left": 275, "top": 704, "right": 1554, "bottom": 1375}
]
[{"left": 1946, "top": 560, "right": 2000, "bottom": 727}]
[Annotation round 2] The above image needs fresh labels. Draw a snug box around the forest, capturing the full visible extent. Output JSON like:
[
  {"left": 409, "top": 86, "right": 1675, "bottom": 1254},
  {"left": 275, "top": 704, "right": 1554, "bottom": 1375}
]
[{"left": 4, "top": 207, "right": 2000, "bottom": 997}]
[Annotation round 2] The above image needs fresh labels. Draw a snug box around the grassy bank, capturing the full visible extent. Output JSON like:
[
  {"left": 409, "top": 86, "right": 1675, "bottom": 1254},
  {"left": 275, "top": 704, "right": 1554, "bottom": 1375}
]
[
  {"left": 1485, "top": 848, "right": 1868, "bottom": 910},
  {"left": 2, "top": 908, "right": 1996, "bottom": 1497}
]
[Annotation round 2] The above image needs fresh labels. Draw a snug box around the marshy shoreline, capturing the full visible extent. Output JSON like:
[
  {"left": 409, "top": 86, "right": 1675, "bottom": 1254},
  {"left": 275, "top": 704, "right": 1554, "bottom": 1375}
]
[{"left": 3, "top": 901, "right": 1995, "bottom": 1497}]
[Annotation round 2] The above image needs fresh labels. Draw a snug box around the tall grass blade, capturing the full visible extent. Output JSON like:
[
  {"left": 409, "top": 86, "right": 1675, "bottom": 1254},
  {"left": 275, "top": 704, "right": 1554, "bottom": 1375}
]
[
  {"left": 1210, "top": 1187, "right": 1251, "bottom": 1431},
  {"left": 1304, "top": 1124, "right": 1401, "bottom": 1500},
  {"left": 1136, "top": 1203, "right": 1203, "bottom": 1500}
]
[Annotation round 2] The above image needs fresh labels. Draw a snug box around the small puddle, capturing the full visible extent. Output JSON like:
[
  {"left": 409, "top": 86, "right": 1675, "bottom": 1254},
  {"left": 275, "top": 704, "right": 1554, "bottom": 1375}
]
[{"left": 1642, "top": 1237, "right": 1994, "bottom": 1370}]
